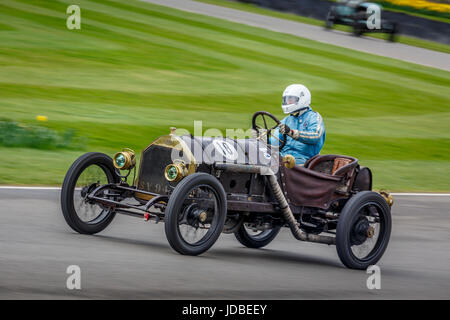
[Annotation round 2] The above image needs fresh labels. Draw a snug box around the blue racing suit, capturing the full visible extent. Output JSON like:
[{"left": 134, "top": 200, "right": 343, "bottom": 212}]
[{"left": 271, "top": 107, "right": 325, "bottom": 165}]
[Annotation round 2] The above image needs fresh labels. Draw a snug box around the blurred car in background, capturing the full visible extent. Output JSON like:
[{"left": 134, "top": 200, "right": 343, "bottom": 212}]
[{"left": 325, "top": 0, "right": 398, "bottom": 41}]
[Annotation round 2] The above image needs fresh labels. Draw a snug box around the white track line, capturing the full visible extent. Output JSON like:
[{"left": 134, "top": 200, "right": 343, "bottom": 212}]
[
  {"left": 390, "top": 193, "right": 450, "bottom": 196},
  {"left": 0, "top": 186, "right": 61, "bottom": 190},
  {"left": 0, "top": 186, "right": 449, "bottom": 196}
]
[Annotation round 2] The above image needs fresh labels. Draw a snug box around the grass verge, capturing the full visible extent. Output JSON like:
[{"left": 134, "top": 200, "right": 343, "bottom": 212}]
[{"left": 0, "top": 0, "right": 449, "bottom": 191}]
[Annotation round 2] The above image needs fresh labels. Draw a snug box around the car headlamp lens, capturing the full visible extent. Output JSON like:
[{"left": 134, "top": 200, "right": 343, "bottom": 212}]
[
  {"left": 167, "top": 165, "right": 178, "bottom": 181},
  {"left": 115, "top": 154, "right": 126, "bottom": 168},
  {"left": 113, "top": 149, "right": 136, "bottom": 170},
  {"left": 164, "top": 162, "right": 187, "bottom": 182}
]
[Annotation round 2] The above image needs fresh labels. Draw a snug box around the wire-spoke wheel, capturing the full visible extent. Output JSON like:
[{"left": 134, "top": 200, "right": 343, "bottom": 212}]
[
  {"left": 61, "top": 152, "right": 119, "bottom": 234},
  {"left": 336, "top": 191, "right": 392, "bottom": 269},
  {"left": 234, "top": 223, "right": 280, "bottom": 249},
  {"left": 164, "top": 173, "right": 227, "bottom": 255}
]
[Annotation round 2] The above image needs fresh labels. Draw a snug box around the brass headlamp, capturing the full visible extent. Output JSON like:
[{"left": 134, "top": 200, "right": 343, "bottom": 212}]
[
  {"left": 379, "top": 190, "right": 394, "bottom": 207},
  {"left": 164, "top": 160, "right": 188, "bottom": 182},
  {"left": 113, "top": 148, "right": 136, "bottom": 170}
]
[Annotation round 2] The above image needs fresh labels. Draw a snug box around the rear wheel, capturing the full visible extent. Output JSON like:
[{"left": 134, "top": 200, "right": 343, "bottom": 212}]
[
  {"left": 336, "top": 191, "right": 391, "bottom": 269},
  {"left": 164, "top": 173, "right": 227, "bottom": 255},
  {"left": 61, "top": 152, "right": 119, "bottom": 234},
  {"left": 234, "top": 224, "right": 281, "bottom": 249}
]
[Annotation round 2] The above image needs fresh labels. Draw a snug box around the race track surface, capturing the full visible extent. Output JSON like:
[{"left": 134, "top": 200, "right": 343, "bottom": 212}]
[
  {"left": 0, "top": 189, "right": 449, "bottom": 299},
  {"left": 142, "top": 0, "right": 450, "bottom": 71}
]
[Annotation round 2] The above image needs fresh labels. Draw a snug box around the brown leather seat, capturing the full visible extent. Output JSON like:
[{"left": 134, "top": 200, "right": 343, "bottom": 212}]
[{"left": 281, "top": 154, "right": 359, "bottom": 209}]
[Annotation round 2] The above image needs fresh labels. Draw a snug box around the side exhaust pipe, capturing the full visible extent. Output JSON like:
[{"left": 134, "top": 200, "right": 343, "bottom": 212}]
[{"left": 215, "top": 163, "right": 336, "bottom": 245}]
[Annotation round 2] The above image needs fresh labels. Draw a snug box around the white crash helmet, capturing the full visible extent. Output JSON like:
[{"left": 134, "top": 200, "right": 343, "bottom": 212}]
[{"left": 281, "top": 84, "right": 311, "bottom": 114}]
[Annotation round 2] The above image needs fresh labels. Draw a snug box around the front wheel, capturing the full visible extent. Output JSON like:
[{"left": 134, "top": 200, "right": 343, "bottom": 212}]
[
  {"left": 234, "top": 223, "right": 281, "bottom": 249},
  {"left": 61, "top": 152, "right": 119, "bottom": 235},
  {"left": 336, "top": 191, "right": 392, "bottom": 269},
  {"left": 164, "top": 173, "right": 227, "bottom": 256}
]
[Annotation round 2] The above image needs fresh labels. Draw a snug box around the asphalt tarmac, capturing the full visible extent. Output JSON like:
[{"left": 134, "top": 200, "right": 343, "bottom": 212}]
[
  {"left": 0, "top": 188, "right": 449, "bottom": 299},
  {"left": 142, "top": 0, "right": 450, "bottom": 71}
]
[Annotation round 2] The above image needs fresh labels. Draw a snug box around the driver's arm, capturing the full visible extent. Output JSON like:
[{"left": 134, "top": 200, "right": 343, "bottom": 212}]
[
  {"left": 285, "top": 112, "right": 324, "bottom": 145},
  {"left": 269, "top": 119, "right": 285, "bottom": 146}
]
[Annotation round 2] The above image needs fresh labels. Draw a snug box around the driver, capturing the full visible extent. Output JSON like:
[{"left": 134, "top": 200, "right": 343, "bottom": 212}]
[{"left": 274, "top": 84, "right": 325, "bottom": 165}]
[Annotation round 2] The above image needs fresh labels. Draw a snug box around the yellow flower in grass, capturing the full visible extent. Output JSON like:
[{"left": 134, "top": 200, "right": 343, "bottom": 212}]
[
  {"left": 36, "top": 115, "right": 48, "bottom": 122},
  {"left": 386, "top": 0, "right": 450, "bottom": 13}
]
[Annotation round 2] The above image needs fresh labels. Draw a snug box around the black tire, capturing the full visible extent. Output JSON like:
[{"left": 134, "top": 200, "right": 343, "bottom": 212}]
[
  {"left": 164, "top": 173, "right": 227, "bottom": 256},
  {"left": 61, "top": 152, "right": 119, "bottom": 235},
  {"left": 388, "top": 23, "right": 397, "bottom": 42},
  {"left": 352, "top": 23, "right": 363, "bottom": 37},
  {"left": 336, "top": 191, "right": 392, "bottom": 270},
  {"left": 325, "top": 10, "right": 334, "bottom": 29},
  {"left": 234, "top": 224, "right": 281, "bottom": 249}
]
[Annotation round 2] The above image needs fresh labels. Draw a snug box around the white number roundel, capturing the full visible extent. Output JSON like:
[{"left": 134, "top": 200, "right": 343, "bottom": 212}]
[{"left": 212, "top": 140, "right": 238, "bottom": 160}]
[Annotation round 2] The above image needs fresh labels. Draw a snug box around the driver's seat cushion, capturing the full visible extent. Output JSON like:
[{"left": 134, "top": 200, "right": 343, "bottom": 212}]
[{"left": 304, "top": 154, "right": 358, "bottom": 177}]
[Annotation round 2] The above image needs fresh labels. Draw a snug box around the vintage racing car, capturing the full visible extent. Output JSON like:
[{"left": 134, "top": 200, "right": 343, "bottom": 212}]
[
  {"left": 325, "top": 0, "right": 398, "bottom": 41},
  {"left": 61, "top": 111, "right": 393, "bottom": 269}
]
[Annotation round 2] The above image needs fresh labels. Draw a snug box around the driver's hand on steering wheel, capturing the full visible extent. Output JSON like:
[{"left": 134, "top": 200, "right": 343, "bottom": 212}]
[
  {"left": 252, "top": 128, "right": 268, "bottom": 139},
  {"left": 280, "top": 123, "right": 292, "bottom": 136}
]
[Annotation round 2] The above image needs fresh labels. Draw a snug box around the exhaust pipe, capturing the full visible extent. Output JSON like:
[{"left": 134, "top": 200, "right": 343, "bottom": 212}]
[{"left": 215, "top": 163, "right": 336, "bottom": 245}]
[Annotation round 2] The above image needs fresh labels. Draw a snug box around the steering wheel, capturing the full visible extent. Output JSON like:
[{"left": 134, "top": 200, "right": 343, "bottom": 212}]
[{"left": 251, "top": 111, "right": 287, "bottom": 150}]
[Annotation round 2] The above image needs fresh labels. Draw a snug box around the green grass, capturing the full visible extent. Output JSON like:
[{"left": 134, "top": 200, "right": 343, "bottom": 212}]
[
  {"left": 0, "top": 0, "right": 449, "bottom": 191},
  {"left": 196, "top": 0, "right": 450, "bottom": 54}
]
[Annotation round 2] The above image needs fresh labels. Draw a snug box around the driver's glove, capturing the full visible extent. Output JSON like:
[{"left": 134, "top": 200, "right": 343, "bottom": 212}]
[
  {"left": 279, "top": 124, "right": 292, "bottom": 136},
  {"left": 252, "top": 128, "right": 268, "bottom": 139}
]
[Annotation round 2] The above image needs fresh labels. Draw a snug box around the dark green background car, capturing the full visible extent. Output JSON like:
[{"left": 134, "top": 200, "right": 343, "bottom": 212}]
[{"left": 326, "top": 0, "right": 398, "bottom": 41}]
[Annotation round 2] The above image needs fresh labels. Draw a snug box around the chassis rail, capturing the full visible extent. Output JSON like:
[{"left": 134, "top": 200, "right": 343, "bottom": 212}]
[{"left": 86, "top": 184, "right": 168, "bottom": 221}]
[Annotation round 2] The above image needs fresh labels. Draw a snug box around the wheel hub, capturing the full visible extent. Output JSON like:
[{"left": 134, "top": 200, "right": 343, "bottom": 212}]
[
  {"left": 367, "top": 226, "right": 375, "bottom": 238},
  {"left": 183, "top": 203, "right": 209, "bottom": 227},
  {"left": 351, "top": 217, "right": 370, "bottom": 245},
  {"left": 80, "top": 183, "right": 98, "bottom": 201},
  {"left": 198, "top": 211, "right": 207, "bottom": 223}
]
